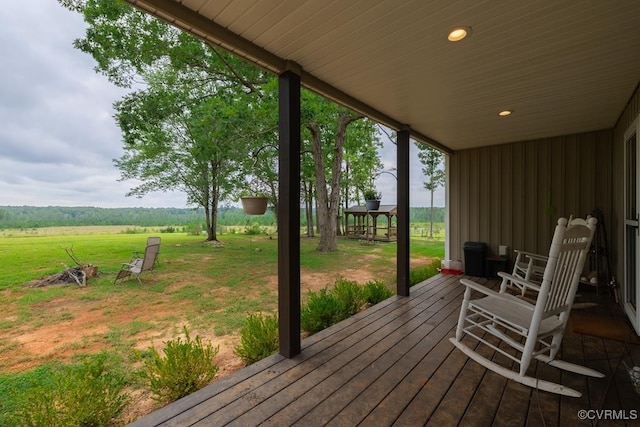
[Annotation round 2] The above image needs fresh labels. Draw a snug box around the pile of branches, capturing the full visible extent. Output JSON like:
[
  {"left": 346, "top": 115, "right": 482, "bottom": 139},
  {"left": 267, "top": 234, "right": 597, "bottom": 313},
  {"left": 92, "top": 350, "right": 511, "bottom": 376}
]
[{"left": 25, "top": 248, "right": 98, "bottom": 288}]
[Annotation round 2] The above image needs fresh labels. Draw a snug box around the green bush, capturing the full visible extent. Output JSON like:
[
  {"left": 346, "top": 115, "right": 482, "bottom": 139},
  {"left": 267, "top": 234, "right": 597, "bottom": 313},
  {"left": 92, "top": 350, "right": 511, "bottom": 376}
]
[
  {"left": 362, "top": 280, "right": 393, "bottom": 305},
  {"left": 244, "top": 222, "right": 266, "bottom": 235},
  {"left": 409, "top": 259, "right": 442, "bottom": 286},
  {"left": 6, "top": 353, "right": 129, "bottom": 427},
  {"left": 301, "top": 288, "right": 344, "bottom": 334},
  {"left": 234, "top": 313, "right": 279, "bottom": 365},
  {"left": 137, "top": 327, "right": 219, "bottom": 403},
  {"left": 184, "top": 222, "right": 202, "bottom": 236},
  {"left": 122, "top": 227, "right": 147, "bottom": 234},
  {"left": 332, "top": 279, "right": 365, "bottom": 316}
]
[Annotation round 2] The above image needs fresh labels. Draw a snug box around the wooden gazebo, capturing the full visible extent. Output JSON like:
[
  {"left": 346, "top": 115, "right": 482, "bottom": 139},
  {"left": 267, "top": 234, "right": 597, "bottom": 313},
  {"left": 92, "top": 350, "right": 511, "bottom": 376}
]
[{"left": 344, "top": 205, "right": 397, "bottom": 242}]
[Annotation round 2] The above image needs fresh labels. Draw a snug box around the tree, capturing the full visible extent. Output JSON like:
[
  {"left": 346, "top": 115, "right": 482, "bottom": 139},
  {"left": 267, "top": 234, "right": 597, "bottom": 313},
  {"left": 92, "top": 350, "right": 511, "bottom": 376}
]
[
  {"left": 416, "top": 143, "right": 445, "bottom": 239},
  {"left": 114, "top": 75, "right": 257, "bottom": 240},
  {"left": 301, "top": 150, "right": 316, "bottom": 237},
  {"left": 302, "top": 91, "right": 382, "bottom": 252},
  {"left": 59, "top": 0, "right": 382, "bottom": 246},
  {"left": 59, "top": 0, "right": 275, "bottom": 241}
]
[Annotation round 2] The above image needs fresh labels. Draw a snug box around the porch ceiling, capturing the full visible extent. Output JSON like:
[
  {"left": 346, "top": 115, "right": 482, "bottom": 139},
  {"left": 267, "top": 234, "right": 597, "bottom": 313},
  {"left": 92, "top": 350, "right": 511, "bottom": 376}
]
[{"left": 126, "top": 0, "right": 640, "bottom": 152}]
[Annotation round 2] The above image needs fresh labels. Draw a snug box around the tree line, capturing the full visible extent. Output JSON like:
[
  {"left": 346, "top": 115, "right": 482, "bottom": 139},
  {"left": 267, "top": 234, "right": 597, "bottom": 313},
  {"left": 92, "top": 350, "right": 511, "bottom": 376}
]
[{"left": 0, "top": 206, "right": 444, "bottom": 230}]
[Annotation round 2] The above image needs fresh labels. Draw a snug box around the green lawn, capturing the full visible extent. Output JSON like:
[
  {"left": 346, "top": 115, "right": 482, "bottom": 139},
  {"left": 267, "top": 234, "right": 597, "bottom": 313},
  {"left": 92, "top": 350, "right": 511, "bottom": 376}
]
[{"left": 0, "top": 228, "right": 444, "bottom": 424}]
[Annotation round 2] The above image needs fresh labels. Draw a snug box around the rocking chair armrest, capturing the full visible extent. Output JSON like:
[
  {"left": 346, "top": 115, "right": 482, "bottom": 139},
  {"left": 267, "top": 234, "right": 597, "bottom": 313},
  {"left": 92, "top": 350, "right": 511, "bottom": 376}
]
[{"left": 497, "top": 271, "right": 542, "bottom": 292}]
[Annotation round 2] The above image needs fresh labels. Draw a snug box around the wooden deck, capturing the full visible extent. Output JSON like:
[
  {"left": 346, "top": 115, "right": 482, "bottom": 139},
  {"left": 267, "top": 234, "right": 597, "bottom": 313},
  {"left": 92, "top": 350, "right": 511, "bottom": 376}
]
[{"left": 130, "top": 274, "right": 640, "bottom": 427}]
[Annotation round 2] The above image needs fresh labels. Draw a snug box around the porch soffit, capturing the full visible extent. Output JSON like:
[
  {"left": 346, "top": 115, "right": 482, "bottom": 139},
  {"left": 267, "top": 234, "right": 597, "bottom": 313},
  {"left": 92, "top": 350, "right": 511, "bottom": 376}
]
[{"left": 125, "top": 0, "right": 640, "bottom": 153}]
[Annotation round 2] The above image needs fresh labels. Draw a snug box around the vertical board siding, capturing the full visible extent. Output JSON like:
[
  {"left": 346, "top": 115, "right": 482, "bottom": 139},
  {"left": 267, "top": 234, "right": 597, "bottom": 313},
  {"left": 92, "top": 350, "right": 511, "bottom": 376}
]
[
  {"left": 469, "top": 151, "right": 480, "bottom": 240},
  {"left": 512, "top": 143, "right": 525, "bottom": 253},
  {"left": 449, "top": 130, "right": 613, "bottom": 270},
  {"left": 612, "top": 85, "right": 640, "bottom": 281},
  {"left": 536, "top": 139, "right": 551, "bottom": 251},
  {"left": 501, "top": 144, "right": 513, "bottom": 250},
  {"left": 448, "top": 87, "right": 638, "bottom": 278},
  {"left": 489, "top": 146, "right": 502, "bottom": 252}
]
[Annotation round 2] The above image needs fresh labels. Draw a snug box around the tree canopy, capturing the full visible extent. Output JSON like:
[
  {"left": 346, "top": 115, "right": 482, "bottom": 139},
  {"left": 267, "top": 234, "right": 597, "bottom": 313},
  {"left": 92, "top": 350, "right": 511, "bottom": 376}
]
[
  {"left": 61, "top": 0, "right": 277, "bottom": 241},
  {"left": 59, "top": 0, "right": 383, "bottom": 249}
]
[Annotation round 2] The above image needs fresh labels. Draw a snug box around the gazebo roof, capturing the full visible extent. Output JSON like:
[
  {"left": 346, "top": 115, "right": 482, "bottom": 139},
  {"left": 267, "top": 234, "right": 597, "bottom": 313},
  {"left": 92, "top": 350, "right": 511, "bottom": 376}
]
[{"left": 345, "top": 205, "right": 397, "bottom": 215}]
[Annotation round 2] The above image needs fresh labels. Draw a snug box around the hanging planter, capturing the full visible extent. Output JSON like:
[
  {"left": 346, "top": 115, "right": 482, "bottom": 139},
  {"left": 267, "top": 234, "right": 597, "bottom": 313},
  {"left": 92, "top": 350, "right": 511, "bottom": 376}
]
[
  {"left": 363, "top": 188, "right": 381, "bottom": 211},
  {"left": 365, "top": 199, "right": 381, "bottom": 211},
  {"left": 241, "top": 196, "right": 268, "bottom": 215}
]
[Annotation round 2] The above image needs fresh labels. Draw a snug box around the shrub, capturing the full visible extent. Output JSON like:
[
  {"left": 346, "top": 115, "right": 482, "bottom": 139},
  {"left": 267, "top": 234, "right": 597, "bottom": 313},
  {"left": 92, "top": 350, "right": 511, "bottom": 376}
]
[
  {"left": 8, "top": 353, "right": 129, "bottom": 427},
  {"left": 362, "top": 280, "right": 393, "bottom": 305},
  {"left": 184, "top": 222, "right": 202, "bottom": 236},
  {"left": 409, "top": 259, "right": 442, "bottom": 286},
  {"left": 244, "top": 222, "right": 266, "bottom": 235},
  {"left": 301, "top": 288, "right": 343, "bottom": 334},
  {"left": 332, "top": 279, "right": 365, "bottom": 316},
  {"left": 137, "top": 327, "right": 219, "bottom": 403},
  {"left": 234, "top": 313, "right": 279, "bottom": 365},
  {"left": 123, "top": 227, "right": 146, "bottom": 234}
]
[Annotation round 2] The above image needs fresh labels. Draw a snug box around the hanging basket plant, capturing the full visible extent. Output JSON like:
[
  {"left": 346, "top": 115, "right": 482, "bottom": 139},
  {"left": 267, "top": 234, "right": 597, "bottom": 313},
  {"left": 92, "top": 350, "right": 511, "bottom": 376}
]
[
  {"left": 241, "top": 196, "right": 268, "bottom": 215},
  {"left": 363, "top": 188, "right": 381, "bottom": 211},
  {"left": 365, "top": 199, "right": 381, "bottom": 211}
]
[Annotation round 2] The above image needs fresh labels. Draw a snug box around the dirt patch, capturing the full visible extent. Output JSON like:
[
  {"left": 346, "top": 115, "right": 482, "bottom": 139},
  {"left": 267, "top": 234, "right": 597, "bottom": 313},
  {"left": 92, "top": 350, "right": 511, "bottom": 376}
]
[{"left": 1, "top": 295, "right": 193, "bottom": 372}]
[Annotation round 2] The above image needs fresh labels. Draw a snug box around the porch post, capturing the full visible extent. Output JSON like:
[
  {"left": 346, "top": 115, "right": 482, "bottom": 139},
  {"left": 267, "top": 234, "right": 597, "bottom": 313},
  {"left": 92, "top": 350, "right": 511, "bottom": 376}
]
[
  {"left": 397, "top": 128, "right": 410, "bottom": 296},
  {"left": 278, "top": 69, "right": 301, "bottom": 357}
]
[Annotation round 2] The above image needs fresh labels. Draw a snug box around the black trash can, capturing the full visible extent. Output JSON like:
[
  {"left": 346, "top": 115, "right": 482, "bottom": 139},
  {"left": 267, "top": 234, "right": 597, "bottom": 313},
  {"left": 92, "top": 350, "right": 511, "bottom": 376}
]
[{"left": 463, "top": 241, "right": 487, "bottom": 277}]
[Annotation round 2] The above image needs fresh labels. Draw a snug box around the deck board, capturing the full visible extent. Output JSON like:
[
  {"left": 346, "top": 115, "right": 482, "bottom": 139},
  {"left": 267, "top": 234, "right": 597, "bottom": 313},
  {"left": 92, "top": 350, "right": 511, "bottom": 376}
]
[{"left": 129, "top": 274, "right": 640, "bottom": 427}]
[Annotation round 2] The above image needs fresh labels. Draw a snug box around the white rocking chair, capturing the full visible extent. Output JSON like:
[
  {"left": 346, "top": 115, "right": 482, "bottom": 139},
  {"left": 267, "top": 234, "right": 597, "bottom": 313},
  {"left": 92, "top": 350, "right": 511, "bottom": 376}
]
[
  {"left": 499, "top": 249, "right": 548, "bottom": 297},
  {"left": 498, "top": 216, "right": 590, "bottom": 298},
  {"left": 449, "top": 217, "right": 603, "bottom": 397}
]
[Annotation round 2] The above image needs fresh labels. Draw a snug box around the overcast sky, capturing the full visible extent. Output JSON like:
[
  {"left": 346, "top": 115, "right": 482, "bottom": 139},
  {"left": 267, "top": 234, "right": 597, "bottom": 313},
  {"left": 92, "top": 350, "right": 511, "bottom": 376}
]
[{"left": 0, "top": 0, "right": 444, "bottom": 209}]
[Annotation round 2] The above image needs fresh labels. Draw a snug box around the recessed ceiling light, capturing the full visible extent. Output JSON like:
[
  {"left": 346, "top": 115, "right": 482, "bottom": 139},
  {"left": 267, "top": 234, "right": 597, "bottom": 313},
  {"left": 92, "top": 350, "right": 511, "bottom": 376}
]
[
  {"left": 498, "top": 110, "right": 514, "bottom": 116},
  {"left": 448, "top": 26, "right": 471, "bottom": 42}
]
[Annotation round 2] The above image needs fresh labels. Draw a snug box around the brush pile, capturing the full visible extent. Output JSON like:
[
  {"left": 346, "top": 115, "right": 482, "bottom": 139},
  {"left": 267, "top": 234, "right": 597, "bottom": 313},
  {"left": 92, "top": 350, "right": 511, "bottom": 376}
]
[{"left": 24, "top": 247, "right": 98, "bottom": 288}]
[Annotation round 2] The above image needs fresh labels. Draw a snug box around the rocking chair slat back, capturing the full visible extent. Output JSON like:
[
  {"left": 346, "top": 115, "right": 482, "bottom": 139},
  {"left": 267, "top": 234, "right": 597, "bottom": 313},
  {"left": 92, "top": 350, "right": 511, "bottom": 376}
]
[{"left": 542, "top": 219, "right": 596, "bottom": 314}]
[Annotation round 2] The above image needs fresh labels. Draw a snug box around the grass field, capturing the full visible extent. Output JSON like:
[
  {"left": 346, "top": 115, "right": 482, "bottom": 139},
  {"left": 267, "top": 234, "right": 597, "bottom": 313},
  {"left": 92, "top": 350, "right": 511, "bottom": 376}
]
[{"left": 0, "top": 227, "right": 444, "bottom": 423}]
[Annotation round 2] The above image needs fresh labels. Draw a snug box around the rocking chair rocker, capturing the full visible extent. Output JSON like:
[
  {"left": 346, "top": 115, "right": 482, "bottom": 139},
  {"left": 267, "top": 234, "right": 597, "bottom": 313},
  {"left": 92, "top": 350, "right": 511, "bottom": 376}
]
[{"left": 450, "top": 217, "right": 602, "bottom": 397}]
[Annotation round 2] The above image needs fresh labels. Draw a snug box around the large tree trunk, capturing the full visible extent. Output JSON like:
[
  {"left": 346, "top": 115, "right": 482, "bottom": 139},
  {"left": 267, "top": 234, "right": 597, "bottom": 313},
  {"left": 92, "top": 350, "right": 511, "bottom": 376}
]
[
  {"left": 269, "top": 185, "right": 278, "bottom": 233},
  {"left": 308, "top": 112, "right": 362, "bottom": 252},
  {"left": 315, "top": 196, "right": 319, "bottom": 234},
  {"left": 341, "top": 162, "right": 349, "bottom": 235},
  {"left": 201, "top": 177, "right": 213, "bottom": 241},
  {"left": 208, "top": 198, "right": 218, "bottom": 241},
  {"left": 304, "top": 181, "right": 315, "bottom": 237},
  {"left": 309, "top": 121, "right": 334, "bottom": 251},
  {"left": 205, "top": 162, "right": 219, "bottom": 241}
]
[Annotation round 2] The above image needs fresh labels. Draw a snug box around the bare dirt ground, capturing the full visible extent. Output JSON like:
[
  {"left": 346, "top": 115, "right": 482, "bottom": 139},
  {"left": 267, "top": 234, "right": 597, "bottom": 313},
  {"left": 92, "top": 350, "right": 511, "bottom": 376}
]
[{"left": 2, "top": 251, "right": 435, "bottom": 424}]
